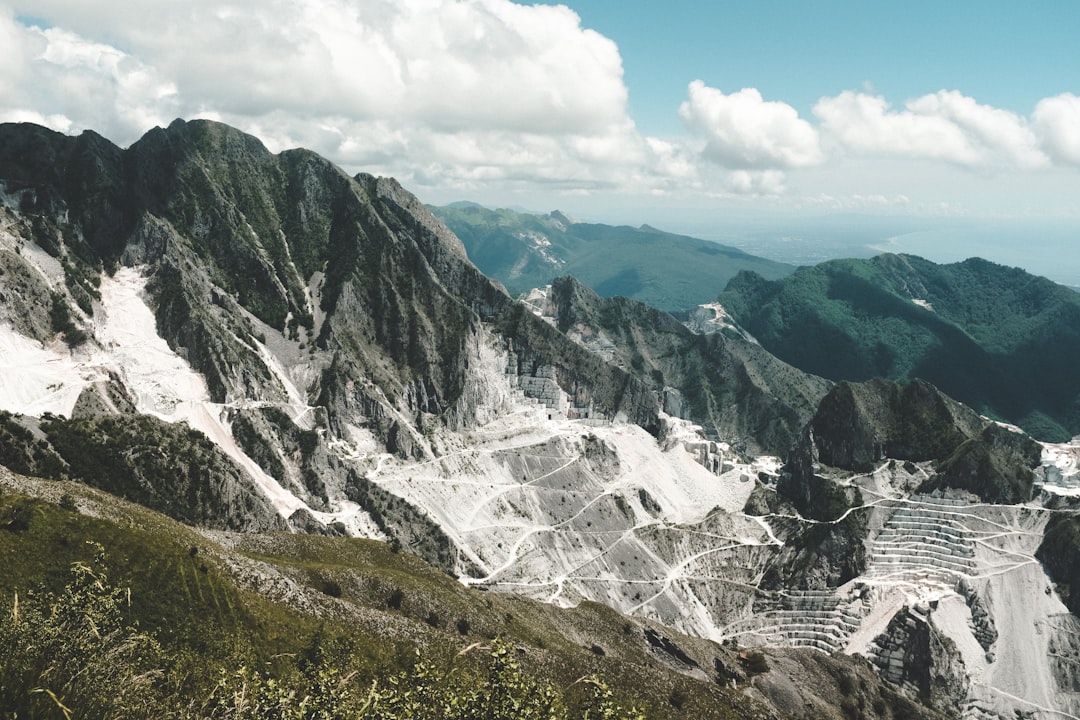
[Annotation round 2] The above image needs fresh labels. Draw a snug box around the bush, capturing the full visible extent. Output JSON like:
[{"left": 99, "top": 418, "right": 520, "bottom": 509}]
[
  {"left": 0, "top": 544, "right": 168, "bottom": 718},
  {"left": 319, "top": 578, "right": 343, "bottom": 598},
  {"left": 49, "top": 292, "right": 88, "bottom": 348},
  {"left": 740, "top": 651, "right": 769, "bottom": 675},
  {"left": 387, "top": 588, "right": 404, "bottom": 610}
]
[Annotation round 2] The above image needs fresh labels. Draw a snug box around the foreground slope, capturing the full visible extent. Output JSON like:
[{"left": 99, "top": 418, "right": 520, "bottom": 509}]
[
  {"left": 4, "top": 466, "right": 954, "bottom": 720},
  {"left": 717, "top": 254, "right": 1080, "bottom": 440}
]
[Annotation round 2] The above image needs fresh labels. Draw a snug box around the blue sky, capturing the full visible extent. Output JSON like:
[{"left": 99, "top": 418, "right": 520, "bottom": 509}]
[
  {"left": 567, "top": 1, "right": 1080, "bottom": 136},
  {"left": 1, "top": 0, "right": 1078, "bottom": 263}
]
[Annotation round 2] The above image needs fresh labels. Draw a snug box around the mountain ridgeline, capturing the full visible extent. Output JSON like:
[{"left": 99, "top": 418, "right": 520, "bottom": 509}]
[
  {"left": 430, "top": 202, "right": 793, "bottom": 313},
  {"left": 0, "top": 119, "right": 650, "bottom": 433},
  {"left": 718, "top": 254, "right": 1080, "bottom": 441},
  {"left": 3, "top": 119, "right": 1080, "bottom": 719},
  {"left": 0, "top": 118, "right": 823, "bottom": 538},
  {"left": 541, "top": 276, "right": 830, "bottom": 455}
]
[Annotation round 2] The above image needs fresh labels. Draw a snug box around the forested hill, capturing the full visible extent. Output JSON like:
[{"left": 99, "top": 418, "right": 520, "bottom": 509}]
[
  {"left": 430, "top": 203, "right": 792, "bottom": 313},
  {"left": 718, "top": 253, "right": 1080, "bottom": 441}
]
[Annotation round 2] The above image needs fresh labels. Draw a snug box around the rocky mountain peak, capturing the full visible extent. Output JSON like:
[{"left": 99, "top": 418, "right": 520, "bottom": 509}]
[{"left": 4, "top": 119, "right": 1080, "bottom": 720}]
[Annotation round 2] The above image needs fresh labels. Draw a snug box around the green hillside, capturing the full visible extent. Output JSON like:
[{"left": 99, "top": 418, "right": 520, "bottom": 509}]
[
  {"left": 0, "top": 469, "right": 944, "bottom": 720},
  {"left": 718, "top": 254, "right": 1080, "bottom": 441},
  {"left": 430, "top": 204, "right": 793, "bottom": 313}
]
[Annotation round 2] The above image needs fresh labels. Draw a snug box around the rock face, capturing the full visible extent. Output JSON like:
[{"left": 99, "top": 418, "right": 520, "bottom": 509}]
[
  {"left": 542, "top": 276, "right": 831, "bottom": 456},
  {"left": 5, "top": 119, "right": 1080, "bottom": 719},
  {"left": 0, "top": 118, "right": 663, "bottom": 555},
  {"left": 743, "top": 377, "right": 1080, "bottom": 718},
  {"left": 868, "top": 607, "right": 969, "bottom": 717},
  {"left": 781, "top": 378, "right": 1040, "bottom": 509}
]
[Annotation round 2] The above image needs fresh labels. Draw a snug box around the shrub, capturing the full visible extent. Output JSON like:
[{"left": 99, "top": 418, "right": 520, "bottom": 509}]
[
  {"left": 320, "top": 578, "right": 343, "bottom": 598},
  {"left": 740, "top": 651, "right": 769, "bottom": 675},
  {"left": 387, "top": 588, "right": 404, "bottom": 610},
  {"left": 0, "top": 544, "right": 168, "bottom": 718}
]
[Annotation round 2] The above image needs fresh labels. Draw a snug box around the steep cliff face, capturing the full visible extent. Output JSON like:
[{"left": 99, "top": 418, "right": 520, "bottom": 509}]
[
  {"left": 0, "top": 119, "right": 663, "bottom": 562},
  {"left": 768, "top": 378, "right": 1043, "bottom": 589},
  {"left": 1, "top": 120, "right": 657, "bottom": 442},
  {"left": 780, "top": 378, "right": 1041, "bottom": 510},
  {"left": 541, "top": 276, "right": 831, "bottom": 456}
]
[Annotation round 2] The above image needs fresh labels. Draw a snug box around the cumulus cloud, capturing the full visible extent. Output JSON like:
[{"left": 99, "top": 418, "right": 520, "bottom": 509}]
[
  {"left": 0, "top": 8, "right": 29, "bottom": 98},
  {"left": 4, "top": 1, "right": 629, "bottom": 134},
  {"left": 1032, "top": 93, "right": 1080, "bottom": 166},
  {"left": 679, "top": 80, "right": 823, "bottom": 169},
  {"left": 0, "top": 11, "right": 177, "bottom": 138},
  {"left": 0, "top": 0, "right": 694, "bottom": 196},
  {"left": 3, "top": 1, "right": 1077, "bottom": 207},
  {"left": 814, "top": 90, "right": 1047, "bottom": 169}
]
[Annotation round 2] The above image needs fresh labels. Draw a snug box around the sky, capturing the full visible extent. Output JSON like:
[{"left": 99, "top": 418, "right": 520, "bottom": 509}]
[{"left": 1, "top": 1, "right": 1079, "bottom": 235}]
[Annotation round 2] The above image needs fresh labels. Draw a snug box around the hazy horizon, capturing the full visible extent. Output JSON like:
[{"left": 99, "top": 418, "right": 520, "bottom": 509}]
[{"left": 428, "top": 197, "right": 1080, "bottom": 288}]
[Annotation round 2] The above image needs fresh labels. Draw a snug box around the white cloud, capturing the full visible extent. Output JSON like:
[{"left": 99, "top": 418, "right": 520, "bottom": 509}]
[
  {"left": 0, "top": 8, "right": 29, "bottom": 98},
  {"left": 814, "top": 90, "right": 1047, "bottom": 169},
  {"left": 1033, "top": 93, "right": 1080, "bottom": 166},
  {"left": 0, "top": 12, "right": 178, "bottom": 139},
  {"left": 2, "top": 1, "right": 1077, "bottom": 210},
  {"left": 679, "top": 80, "right": 823, "bottom": 169},
  {"left": 9, "top": 0, "right": 628, "bottom": 136},
  {"left": 2, "top": 0, "right": 693, "bottom": 197}
]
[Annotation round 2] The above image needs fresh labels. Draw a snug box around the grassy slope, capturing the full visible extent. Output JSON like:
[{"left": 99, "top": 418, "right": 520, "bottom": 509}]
[
  {"left": 0, "top": 468, "right": 762, "bottom": 719},
  {"left": 0, "top": 467, "right": 951, "bottom": 720}
]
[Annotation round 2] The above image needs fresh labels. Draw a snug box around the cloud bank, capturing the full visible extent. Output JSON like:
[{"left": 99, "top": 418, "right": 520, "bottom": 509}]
[
  {"left": 0, "top": 0, "right": 670, "bottom": 193},
  {"left": 814, "top": 90, "right": 1047, "bottom": 169},
  {"left": 0, "top": 0, "right": 1077, "bottom": 207}
]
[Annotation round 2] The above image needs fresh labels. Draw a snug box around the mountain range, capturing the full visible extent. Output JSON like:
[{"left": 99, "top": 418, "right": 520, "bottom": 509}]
[
  {"left": 1, "top": 119, "right": 1079, "bottom": 719},
  {"left": 717, "top": 254, "right": 1080, "bottom": 442},
  {"left": 429, "top": 202, "right": 792, "bottom": 313}
]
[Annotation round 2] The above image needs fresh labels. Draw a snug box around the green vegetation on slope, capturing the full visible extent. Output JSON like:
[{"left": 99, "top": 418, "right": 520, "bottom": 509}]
[
  {"left": 431, "top": 203, "right": 793, "bottom": 313},
  {"left": 0, "top": 537, "right": 642, "bottom": 720},
  {"left": 719, "top": 254, "right": 1080, "bottom": 441},
  {"left": 0, "top": 473, "right": 786, "bottom": 720},
  {"left": 0, "top": 410, "right": 283, "bottom": 532}
]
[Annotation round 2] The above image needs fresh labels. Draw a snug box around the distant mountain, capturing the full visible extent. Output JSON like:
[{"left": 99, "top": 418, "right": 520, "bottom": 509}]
[
  {"left": 718, "top": 253, "right": 1080, "bottom": 441},
  {"left": 429, "top": 203, "right": 793, "bottom": 313}
]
